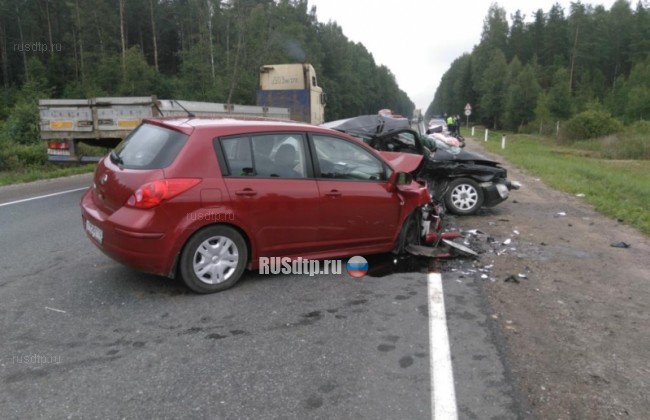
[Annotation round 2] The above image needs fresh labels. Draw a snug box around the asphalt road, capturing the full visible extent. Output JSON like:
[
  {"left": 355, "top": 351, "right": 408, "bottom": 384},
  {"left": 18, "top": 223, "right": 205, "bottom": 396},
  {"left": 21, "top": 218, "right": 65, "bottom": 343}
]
[{"left": 0, "top": 175, "right": 524, "bottom": 419}]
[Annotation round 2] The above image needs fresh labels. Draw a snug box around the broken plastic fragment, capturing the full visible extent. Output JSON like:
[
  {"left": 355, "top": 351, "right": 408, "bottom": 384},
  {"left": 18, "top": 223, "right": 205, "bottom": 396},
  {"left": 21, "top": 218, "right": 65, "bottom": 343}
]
[
  {"left": 442, "top": 239, "right": 479, "bottom": 257},
  {"left": 610, "top": 241, "right": 631, "bottom": 248},
  {"left": 502, "top": 238, "right": 512, "bottom": 245},
  {"left": 517, "top": 273, "right": 528, "bottom": 279},
  {"left": 504, "top": 275, "right": 519, "bottom": 283},
  {"left": 556, "top": 211, "right": 567, "bottom": 217}
]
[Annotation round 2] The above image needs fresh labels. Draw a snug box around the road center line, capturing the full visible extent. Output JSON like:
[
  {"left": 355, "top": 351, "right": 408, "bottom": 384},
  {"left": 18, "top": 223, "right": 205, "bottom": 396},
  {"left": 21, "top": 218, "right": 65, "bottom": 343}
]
[
  {"left": 0, "top": 187, "right": 89, "bottom": 208},
  {"left": 428, "top": 272, "right": 458, "bottom": 420}
]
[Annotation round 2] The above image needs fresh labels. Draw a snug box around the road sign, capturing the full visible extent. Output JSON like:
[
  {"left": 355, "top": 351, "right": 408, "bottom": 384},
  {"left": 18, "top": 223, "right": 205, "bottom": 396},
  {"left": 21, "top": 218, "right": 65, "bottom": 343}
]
[
  {"left": 464, "top": 109, "right": 471, "bottom": 116},
  {"left": 464, "top": 103, "right": 472, "bottom": 111}
]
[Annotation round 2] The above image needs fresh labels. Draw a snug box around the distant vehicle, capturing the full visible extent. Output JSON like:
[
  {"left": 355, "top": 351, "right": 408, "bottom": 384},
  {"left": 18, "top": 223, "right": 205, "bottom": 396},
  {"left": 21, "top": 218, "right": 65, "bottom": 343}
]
[
  {"left": 256, "top": 63, "right": 326, "bottom": 125},
  {"left": 411, "top": 109, "right": 426, "bottom": 135},
  {"left": 42, "top": 63, "right": 327, "bottom": 163},
  {"left": 39, "top": 97, "right": 291, "bottom": 163},
  {"left": 81, "top": 116, "right": 434, "bottom": 293},
  {"left": 322, "top": 114, "right": 520, "bottom": 215},
  {"left": 427, "top": 118, "right": 447, "bottom": 134}
]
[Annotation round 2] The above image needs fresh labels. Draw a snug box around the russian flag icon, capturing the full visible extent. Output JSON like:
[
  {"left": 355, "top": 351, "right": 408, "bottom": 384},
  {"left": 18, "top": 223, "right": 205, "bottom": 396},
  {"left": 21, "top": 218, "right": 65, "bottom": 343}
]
[{"left": 346, "top": 256, "right": 368, "bottom": 278}]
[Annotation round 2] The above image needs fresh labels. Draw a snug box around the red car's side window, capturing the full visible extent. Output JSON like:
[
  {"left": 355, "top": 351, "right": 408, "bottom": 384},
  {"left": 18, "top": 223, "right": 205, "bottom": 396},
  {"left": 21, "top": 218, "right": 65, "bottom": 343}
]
[
  {"left": 312, "top": 135, "right": 386, "bottom": 181},
  {"left": 217, "top": 133, "right": 309, "bottom": 179},
  {"left": 221, "top": 136, "right": 253, "bottom": 176}
]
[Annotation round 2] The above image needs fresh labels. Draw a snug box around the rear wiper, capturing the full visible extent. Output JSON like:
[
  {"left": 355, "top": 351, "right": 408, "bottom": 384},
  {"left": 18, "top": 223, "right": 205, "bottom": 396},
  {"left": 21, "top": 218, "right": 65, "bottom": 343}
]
[{"left": 110, "top": 150, "right": 124, "bottom": 166}]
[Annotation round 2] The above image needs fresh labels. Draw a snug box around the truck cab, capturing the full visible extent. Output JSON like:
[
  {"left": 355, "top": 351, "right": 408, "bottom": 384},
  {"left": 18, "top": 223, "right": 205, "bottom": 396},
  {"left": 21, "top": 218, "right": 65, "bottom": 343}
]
[{"left": 256, "top": 63, "right": 326, "bottom": 125}]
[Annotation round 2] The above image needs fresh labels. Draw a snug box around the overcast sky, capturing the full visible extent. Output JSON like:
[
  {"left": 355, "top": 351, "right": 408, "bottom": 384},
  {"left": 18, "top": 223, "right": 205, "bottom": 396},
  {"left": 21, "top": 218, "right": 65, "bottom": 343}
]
[{"left": 307, "top": 0, "right": 619, "bottom": 113}]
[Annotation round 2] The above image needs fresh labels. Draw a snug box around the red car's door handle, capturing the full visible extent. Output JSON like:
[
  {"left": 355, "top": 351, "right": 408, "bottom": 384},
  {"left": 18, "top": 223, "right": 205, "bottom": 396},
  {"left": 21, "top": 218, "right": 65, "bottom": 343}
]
[
  {"left": 325, "top": 190, "right": 341, "bottom": 197},
  {"left": 235, "top": 189, "right": 257, "bottom": 197}
]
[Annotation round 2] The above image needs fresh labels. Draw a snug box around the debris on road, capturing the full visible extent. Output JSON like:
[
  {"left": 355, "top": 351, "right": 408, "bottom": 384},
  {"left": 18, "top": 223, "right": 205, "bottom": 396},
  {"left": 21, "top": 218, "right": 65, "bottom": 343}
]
[
  {"left": 45, "top": 306, "right": 66, "bottom": 313},
  {"left": 504, "top": 275, "right": 520, "bottom": 284},
  {"left": 610, "top": 241, "right": 631, "bottom": 248},
  {"left": 442, "top": 239, "right": 479, "bottom": 257}
]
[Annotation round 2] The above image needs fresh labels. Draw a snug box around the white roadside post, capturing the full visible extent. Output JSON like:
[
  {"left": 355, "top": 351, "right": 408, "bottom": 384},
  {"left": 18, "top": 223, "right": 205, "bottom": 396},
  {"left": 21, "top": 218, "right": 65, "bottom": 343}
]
[{"left": 501, "top": 134, "right": 506, "bottom": 149}]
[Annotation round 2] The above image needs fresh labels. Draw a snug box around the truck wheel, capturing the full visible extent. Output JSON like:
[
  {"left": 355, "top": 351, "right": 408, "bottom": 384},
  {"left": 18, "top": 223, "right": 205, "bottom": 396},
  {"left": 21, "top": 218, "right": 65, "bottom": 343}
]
[
  {"left": 179, "top": 226, "right": 248, "bottom": 294},
  {"left": 445, "top": 178, "right": 484, "bottom": 215}
]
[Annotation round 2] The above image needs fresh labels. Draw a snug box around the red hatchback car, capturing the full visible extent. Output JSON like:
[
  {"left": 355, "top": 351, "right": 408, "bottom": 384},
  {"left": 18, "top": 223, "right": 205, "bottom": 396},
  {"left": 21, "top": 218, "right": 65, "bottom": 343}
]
[{"left": 81, "top": 117, "right": 434, "bottom": 293}]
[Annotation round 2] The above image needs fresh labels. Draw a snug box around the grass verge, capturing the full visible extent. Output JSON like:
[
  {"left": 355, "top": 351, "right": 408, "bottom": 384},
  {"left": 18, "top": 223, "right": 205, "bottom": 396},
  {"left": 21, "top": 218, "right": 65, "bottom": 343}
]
[
  {"left": 0, "top": 164, "right": 96, "bottom": 186},
  {"left": 473, "top": 129, "right": 650, "bottom": 236}
]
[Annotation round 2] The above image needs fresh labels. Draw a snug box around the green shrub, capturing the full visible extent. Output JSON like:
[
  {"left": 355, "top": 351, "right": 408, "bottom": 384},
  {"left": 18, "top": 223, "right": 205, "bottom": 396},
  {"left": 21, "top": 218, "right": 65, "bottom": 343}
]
[
  {"left": 625, "top": 120, "right": 650, "bottom": 135},
  {"left": 0, "top": 143, "right": 48, "bottom": 171},
  {"left": 560, "top": 110, "right": 623, "bottom": 142},
  {"left": 0, "top": 100, "right": 40, "bottom": 145},
  {"left": 599, "top": 122, "right": 650, "bottom": 160}
]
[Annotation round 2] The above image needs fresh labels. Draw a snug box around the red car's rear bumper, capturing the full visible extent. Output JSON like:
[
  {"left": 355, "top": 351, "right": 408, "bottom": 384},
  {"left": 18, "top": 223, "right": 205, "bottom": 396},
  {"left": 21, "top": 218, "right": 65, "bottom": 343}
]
[{"left": 80, "top": 188, "right": 176, "bottom": 277}]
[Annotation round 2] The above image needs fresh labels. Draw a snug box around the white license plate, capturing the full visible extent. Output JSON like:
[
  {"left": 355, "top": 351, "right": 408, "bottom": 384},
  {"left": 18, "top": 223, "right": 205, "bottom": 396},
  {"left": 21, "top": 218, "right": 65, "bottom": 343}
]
[
  {"left": 47, "top": 149, "right": 71, "bottom": 156},
  {"left": 85, "top": 220, "right": 103, "bottom": 244}
]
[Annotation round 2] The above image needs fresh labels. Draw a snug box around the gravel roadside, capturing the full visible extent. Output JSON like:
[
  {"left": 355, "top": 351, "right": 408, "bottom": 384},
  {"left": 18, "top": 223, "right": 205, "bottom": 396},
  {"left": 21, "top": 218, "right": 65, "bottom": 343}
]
[{"left": 447, "top": 136, "right": 650, "bottom": 419}]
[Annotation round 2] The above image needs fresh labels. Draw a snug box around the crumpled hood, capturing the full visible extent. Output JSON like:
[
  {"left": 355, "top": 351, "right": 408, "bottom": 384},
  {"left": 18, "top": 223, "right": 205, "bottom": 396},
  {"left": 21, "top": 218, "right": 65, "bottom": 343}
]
[
  {"left": 433, "top": 149, "right": 501, "bottom": 166},
  {"left": 377, "top": 151, "right": 423, "bottom": 174},
  {"left": 322, "top": 115, "right": 410, "bottom": 137}
]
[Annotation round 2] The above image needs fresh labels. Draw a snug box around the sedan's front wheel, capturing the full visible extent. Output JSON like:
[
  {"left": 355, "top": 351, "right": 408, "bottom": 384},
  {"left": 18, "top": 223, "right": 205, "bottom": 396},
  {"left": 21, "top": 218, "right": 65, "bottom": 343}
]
[
  {"left": 179, "top": 226, "right": 248, "bottom": 294},
  {"left": 445, "top": 178, "right": 484, "bottom": 215}
]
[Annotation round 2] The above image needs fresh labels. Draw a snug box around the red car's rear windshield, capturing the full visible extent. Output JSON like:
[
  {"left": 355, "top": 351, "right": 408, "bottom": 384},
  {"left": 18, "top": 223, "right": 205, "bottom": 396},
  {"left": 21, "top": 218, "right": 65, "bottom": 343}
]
[{"left": 111, "top": 123, "right": 189, "bottom": 169}]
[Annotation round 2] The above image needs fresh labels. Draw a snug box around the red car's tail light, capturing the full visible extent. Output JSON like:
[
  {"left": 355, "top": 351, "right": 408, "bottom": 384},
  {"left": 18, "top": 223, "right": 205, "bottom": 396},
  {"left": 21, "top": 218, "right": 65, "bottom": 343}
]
[{"left": 126, "top": 178, "right": 201, "bottom": 209}]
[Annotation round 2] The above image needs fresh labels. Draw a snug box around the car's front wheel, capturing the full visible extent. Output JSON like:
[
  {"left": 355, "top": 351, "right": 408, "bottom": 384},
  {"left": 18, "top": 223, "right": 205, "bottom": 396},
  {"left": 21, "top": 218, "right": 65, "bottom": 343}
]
[
  {"left": 445, "top": 178, "right": 484, "bottom": 215},
  {"left": 394, "top": 211, "right": 421, "bottom": 254},
  {"left": 179, "top": 225, "right": 248, "bottom": 293}
]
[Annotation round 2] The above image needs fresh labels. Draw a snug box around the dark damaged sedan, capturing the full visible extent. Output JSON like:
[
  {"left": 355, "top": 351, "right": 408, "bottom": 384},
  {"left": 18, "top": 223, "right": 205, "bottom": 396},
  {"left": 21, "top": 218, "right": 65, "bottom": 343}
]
[{"left": 322, "top": 115, "right": 520, "bottom": 215}]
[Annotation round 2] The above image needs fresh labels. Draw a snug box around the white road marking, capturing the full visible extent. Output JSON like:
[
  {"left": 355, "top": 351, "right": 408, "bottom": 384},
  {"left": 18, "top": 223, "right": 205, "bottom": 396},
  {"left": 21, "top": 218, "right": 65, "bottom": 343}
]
[
  {"left": 0, "top": 187, "right": 88, "bottom": 208},
  {"left": 44, "top": 306, "right": 67, "bottom": 313},
  {"left": 428, "top": 272, "right": 458, "bottom": 420}
]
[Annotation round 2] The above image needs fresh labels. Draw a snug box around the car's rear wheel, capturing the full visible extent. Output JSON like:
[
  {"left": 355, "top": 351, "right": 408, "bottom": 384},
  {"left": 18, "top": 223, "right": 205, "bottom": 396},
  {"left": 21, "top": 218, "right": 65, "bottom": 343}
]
[
  {"left": 445, "top": 178, "right": 484, "bottom": 215},
  {"left": 179, "top": 225, "right": 248, "bottom": 294}
]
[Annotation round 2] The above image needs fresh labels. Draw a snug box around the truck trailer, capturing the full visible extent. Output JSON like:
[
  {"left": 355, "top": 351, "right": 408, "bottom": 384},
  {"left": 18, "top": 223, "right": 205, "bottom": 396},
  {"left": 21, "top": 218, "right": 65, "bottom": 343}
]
[
  {"left": 40, "top": 97, "right": 291, "bottom": 162},
  {"left": 41, "top": 63, "right": 326, "bottom": 163}
]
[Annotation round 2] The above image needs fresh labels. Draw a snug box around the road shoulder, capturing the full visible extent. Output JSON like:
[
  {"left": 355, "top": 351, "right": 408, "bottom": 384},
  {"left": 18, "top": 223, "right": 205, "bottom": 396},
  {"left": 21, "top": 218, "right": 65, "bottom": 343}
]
[{"left": 451, "top": 137, "right": 650, "bottom": 419}]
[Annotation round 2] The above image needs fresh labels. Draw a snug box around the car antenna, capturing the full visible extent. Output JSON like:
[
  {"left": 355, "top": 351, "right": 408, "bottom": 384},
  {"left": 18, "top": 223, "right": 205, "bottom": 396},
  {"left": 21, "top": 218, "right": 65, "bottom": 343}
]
[{"left": 174, "top": 100, "right": 195, "bottom": 118}]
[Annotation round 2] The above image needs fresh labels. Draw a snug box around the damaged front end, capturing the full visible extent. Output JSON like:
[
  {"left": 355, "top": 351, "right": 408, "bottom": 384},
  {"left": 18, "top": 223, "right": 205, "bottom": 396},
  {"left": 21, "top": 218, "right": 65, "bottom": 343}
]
[
  {"left": 382, "top": 150, "right": 478, "bottom": 259},
  {"left": 418, "top": 144, "right": 520, "bottom": 215}
]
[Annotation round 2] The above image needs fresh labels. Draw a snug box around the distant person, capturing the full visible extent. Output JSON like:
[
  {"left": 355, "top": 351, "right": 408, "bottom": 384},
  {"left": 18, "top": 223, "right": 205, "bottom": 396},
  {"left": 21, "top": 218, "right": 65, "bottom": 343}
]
[
  {"left": 447, "top": 114, "right": 456, "bottom": 135},
  {"left": 455, "top": 115, "right": 462, "bottom": 136}
]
